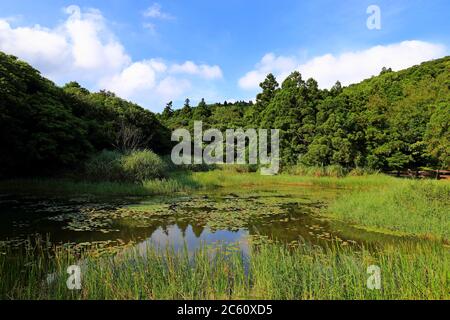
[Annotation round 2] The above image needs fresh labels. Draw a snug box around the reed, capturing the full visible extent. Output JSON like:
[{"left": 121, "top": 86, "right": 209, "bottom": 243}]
[{"left": 1, "top": 240, "right": 448, "bottom": 300}]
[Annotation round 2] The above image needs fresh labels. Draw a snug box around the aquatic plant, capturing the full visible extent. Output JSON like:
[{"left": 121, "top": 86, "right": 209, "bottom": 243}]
[{"left": 0, "top": 239, "right": 447, "bottom": 300}]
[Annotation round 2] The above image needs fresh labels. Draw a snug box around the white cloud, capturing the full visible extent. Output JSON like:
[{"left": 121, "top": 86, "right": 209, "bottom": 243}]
[
  {"left": 64, "top": 6, "right": 130, "bottom": 73},
  {"left": 0, "top": 20, "right": 71, "bottom": 76},
  {"left": 0, "top": 5, "right": 130, "bottom": 81},
  {"left": 143, "top": 3, "right": 174, "bottom": 20},
  {"left": 156, "top": 77, "right": 191, "bottom": 100},
  {"left": 101, "top": 61, "right": 159, "bottom": 98},
  {"left": 99, "top": 58, "right": 222, "bottom": 108},
  {"left": 239, "top": 41, "right": 447, "bottom": 90},
  {"left": 0, "top": 6, "right": 222, "bottom": 111},
  {"left": 170, "top": 61, "right": 223, "bottom": 79}
]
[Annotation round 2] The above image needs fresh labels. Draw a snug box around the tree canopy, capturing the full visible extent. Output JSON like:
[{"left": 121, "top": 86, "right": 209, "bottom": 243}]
[
  {"left": 0, "top": 52, "right": 170, "bottom": 177},
  {"left": 1, "top": 51, "right": 449, "bottom": 177},
  {"left": 161, "top": 56, "right": 450, "bottom": 171}
]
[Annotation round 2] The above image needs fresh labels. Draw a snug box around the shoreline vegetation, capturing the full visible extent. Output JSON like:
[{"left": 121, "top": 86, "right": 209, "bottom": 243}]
[{"left": 1, "top": 236, "right": 448, "bottom": 300}]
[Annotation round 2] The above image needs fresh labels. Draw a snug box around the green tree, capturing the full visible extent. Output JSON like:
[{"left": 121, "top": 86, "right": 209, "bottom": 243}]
[
  {"left": 425, "top": 103, "right": 450, "bottom": 169},
  {"left": 162, "top": 101, "right": 174, "bottom": 119},
  {"left": 246, "top": 74, "right": 279, "bottom": 126}
]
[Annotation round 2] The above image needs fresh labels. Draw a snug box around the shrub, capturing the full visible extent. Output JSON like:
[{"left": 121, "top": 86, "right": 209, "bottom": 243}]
[
  {"left": 85, "top": 150, "right": 168, "bottom": 182},
  {"left": 122, "top": 150, "right": 168, "bottom": 181},
  {"left": 84, "top": 150, "right": 125, "bottom": 182}
]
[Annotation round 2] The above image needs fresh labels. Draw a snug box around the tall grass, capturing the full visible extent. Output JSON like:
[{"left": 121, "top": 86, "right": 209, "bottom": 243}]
[
  {"left": 190, "top": 170, "right": 393, "bottom": 190},
  {"left": 330, "top": 180, "right": 450, "bottom": 241},
  {"left": 285, "top": 164, "right": 380, "bottom": 178},
  {"left": 1, "top": 240, "right": 448, "bottom": 300},
  {"left": 0, "top": 175, "right": 200, "bottom": 197}
]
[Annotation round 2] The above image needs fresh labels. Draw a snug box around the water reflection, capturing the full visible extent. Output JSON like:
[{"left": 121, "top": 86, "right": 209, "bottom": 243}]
[
  {"left": 0, "top": 190, "right": 421, "bottom": 254},
  {"left": 138, "top": 225, "right": 250, "bottom": 256}
]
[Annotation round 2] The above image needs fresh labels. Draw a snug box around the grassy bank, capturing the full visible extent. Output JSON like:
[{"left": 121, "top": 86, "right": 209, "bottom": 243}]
[
  {"left": 0, "top": 174, "right": 200, "bottom": 197},
  {"left": 190, "top": 171, "right": 393, "bottom": 190},
  {"left": 1, "top": 240, "right": 448, "bottom": 300},
  {"left": 0, "top": 170, "right": 386, "bottom": 197},
  {"left": 329, "top": 180, "right": 450, "bottom": 241}
]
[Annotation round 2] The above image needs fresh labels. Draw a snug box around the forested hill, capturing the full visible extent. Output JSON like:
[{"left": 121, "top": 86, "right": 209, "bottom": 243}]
[
  {"left": 0, "top": 52, "right": 171, "bottom": 177},
  {"left": 160, "top": 56, "right": 449, "bottom": 171},
  {"left": 0, "top": 51, "right": 449, "bottom": 178}
]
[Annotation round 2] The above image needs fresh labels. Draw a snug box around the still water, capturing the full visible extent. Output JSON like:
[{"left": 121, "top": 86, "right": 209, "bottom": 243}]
[{"left": 0, "top": 186, "right": 416, "bottom": 254}]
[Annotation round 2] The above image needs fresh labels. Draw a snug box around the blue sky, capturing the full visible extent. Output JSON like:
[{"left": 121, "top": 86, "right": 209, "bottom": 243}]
[{"left": 0, "top": 0, "right": 449, "bottom": 112}]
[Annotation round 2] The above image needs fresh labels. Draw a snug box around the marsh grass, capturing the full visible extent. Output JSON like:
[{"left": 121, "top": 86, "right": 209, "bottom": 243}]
[
  {"left": 0, "top": 174, "right": 201, "bottom": 197},
  {"left": 190, "top": 171, "right": 393, "bottom": 190},
  {"left": 330, "top": 180, "right": 450, "bottom": 241},
  {"left": 0, "top": 170, "right": 396, "bottom": 197},
  {"left": 1, "top": 240, "right": 448, "bottom": 300},
  {"left": 285, "top": 165, "right": 380, "bottom": 178}
]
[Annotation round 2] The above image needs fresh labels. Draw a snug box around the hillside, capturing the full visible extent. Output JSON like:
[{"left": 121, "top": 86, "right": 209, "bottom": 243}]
[
  {"left": 0, "top": 52, "right": 171, "bottom": 177},
  {"left": 161, "top": 56, "right": 450, "bottom": 170},
  {"left": 1, "top": 51, "right": 449, "bottom": 177}
]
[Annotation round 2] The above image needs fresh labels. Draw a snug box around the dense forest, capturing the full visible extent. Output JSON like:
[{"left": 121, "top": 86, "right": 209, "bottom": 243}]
[
  {"left": 1, "top": 51, "right": 449, "bottom": 178},
  {"left": 161, "top": 57, "right": 450, "bottom": 171},
  {"left": 0, "top": 52, "right": 171, "bottom": 177}
]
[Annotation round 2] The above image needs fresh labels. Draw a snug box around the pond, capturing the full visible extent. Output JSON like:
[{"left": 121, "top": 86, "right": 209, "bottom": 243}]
[{"left": 0, "top": 185, "right": 417, "bottom": 257}]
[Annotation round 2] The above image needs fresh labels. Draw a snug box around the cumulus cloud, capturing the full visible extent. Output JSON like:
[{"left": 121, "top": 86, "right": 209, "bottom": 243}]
[
  {"left": 100, "top": 57, "right": 223, "bottom": 107},
  {"left": 0, "top": 5, "right": 129, "bottom": 81},
  {"left": 170, "top": 61, "right": 223, "bottom": 79},
  {"left": 64, "top": 6, "right": 130, "bottom": 74},
  {"left": 239, "top": 41, "right": 447, "bottom": 90},
  {"left": 0, "top": 20, "right": 70, "bottom": 76},
  {"left": 0, "top": 5, "right": 222, "bottom": 111}
]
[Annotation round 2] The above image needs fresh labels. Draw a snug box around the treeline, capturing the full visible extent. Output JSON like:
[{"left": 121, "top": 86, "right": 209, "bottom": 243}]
[
  {"left": 161, "top": 57, "right": 450, "bottom": 171},
  {"left": 0, "top": 52, "right": 171, "bottom": 177},
  {"left": 1, "top": 51, "right": 449, "bottom": 178},
  {"left": 159, "top": 98, "right": 254, "bottom": 131}
]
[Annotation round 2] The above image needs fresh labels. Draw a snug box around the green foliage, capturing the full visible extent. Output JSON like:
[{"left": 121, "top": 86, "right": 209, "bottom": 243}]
[
  {"left": 84, "top": 150, "right": 168, "bottom": 182},
  {"left": 84, "top": 150, "right": 125, "bottom": 182},
  {"left": 0, "top": 174, "right": 200, "bottom": 197},
  {"left": 121, "top": 150, "right": 168, "bottom": 181},
  {"left": 1, "top": 51, "right": 449, "bottom": 177},
  {"left": 0, "top": 54, "right": 92, "bottom": 177},
  {"left": 424, "top": 103, "right": 450, "bottom": 168},
  {"left": 160, "top": 56, "right": 449, "bottom": 171},
  {"left": 0, "top": 52, "right": 171, "bottom": 178},
  {"left": 1, "top": 239, "right": 447, "bottom": 299}
]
